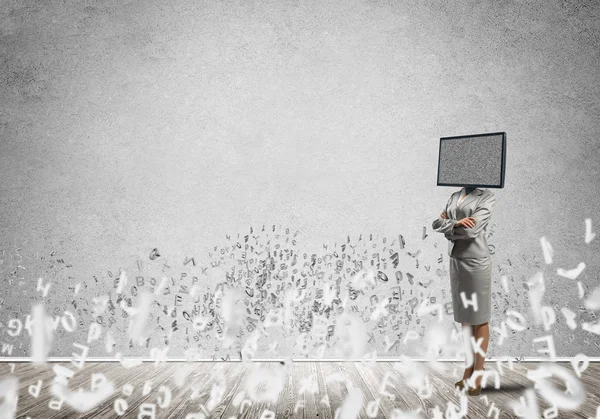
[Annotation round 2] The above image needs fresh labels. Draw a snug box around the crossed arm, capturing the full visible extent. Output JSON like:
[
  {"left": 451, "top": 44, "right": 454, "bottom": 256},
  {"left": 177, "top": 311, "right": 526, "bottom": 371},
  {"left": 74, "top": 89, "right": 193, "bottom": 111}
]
[{"left": 431, "top": 194, "right": 496, "bottom": 240}]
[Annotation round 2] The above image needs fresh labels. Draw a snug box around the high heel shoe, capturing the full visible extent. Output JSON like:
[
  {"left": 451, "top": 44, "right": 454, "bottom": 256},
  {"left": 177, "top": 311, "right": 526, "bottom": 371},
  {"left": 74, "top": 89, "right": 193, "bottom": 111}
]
[
  {"left": 454, "top": 379, "right": 467, "bottom": 390},
  {"left": 467, "top": 367, "right": 485, "bottom": 396},
  {"left": 454, "top": 368, "right": 474, "bottom": 390},
  {"left": 467, "top": 384, "right": 482, "bottom": 396}
]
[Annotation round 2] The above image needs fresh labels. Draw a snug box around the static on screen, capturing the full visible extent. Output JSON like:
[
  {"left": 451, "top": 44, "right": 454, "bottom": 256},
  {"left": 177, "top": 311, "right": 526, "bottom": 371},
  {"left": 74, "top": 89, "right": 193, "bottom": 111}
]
[{"left": 437, "top": 132, "right": 506, "bottom": 188}]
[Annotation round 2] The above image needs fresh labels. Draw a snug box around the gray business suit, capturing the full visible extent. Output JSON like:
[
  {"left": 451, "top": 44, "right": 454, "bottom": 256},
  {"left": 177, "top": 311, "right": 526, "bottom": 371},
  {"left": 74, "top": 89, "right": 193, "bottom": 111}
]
[{"left": 432, "top": 188, "right": 496, "bottom": 325}]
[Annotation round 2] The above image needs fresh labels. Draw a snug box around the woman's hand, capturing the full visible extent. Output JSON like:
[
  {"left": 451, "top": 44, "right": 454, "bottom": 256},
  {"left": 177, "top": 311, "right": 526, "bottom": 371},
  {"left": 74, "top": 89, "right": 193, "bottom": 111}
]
[
  {"left": 441, "top": 211, "right": 448, "bottom": 219},
  {"left": 456, "top": 217, "right": 476, "bottom": 228}
]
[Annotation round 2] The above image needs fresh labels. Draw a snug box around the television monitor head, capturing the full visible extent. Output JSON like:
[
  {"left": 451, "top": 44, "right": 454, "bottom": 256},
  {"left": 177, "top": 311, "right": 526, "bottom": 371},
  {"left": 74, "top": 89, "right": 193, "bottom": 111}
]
[{"left": 437, "top": 131, "right": 506, "bottom": 188}]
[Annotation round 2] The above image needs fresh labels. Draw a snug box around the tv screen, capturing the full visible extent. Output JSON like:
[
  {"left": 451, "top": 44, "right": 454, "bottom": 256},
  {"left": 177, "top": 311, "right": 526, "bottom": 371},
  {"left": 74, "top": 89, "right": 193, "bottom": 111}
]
[{"left": 437, "top": 131, "right": 506, "bottom": 188}]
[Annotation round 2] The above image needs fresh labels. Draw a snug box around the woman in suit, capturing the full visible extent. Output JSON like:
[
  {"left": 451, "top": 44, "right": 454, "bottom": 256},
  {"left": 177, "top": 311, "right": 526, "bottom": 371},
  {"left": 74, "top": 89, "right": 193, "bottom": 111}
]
[{"left": 432, "top": 186, "right": 496, "bottom": 396}]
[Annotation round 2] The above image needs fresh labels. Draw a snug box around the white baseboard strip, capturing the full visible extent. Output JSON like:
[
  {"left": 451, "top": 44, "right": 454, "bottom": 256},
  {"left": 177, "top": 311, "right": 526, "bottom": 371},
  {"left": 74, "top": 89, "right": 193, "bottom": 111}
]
[{"left": 1, "top": 357, "right": 600, "bottom": 362}]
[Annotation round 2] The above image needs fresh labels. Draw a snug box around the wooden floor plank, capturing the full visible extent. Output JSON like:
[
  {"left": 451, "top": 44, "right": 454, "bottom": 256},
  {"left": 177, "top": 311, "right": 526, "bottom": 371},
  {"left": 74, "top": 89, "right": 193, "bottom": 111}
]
[
  {"left": 168, "top": 362, "right": 220, "bottom": 419},
  {"left": 415, "top": 364, "right": 458, "bottom": 416},
  {"left": 426, "top": 362, "right": 508, "bottom": 419},
  {"left": 168, "top": 361, "right": 227, "bottom": 418},
  {"left": 465, "top": 361, "right": 549, "bottom": 419},
  {"left": 481, "top": 361, "right": 597, "bottom": 419},
  {"left": 298, "top": 361, "right": 320, "bottom": 419},
  {"left": 270, "top": 361, "right": 300, "bottom": 419},
  {"left": 4, "top": 361, "right": 600, "bottom": 418},
  {"left": 450, "top": 361, "right": 552, "bottom": 419},
  {"left": 83, "top": 362, "right": 180, "bottom": 419},
  {"left": 219, "top": 362, "right": 256, "bottom": 419},
  {"left": 74, "top": 363, "right": 161, "bottom": 419},
  {"left": 377, "top": 361, "right": 439, "bottom": 417},
  {"left": 19, "top": 362, "right": 106, "bottom": 419},
  {"left": 326, "top": 362, "right": 370, "bottom": 419},
  {"left": 451, "top": 361, "right": 593, "bottom": 419},
  {"left": 237, "top": 362, "right": 280, "bottom": 419},
  {"left": 310, "top": 362, "right": 334, "bottom": 419},
  {"left": 320, "top": 362, "right": 351, "bottom": 419},
  {"left": 174, "top": 362, "right": 224, "bottom": 418},
  {"left": 209, "top": 363, "right": 248, "bottom": 419},
  {"left": 346, "top": 361, "right": 393, "bottom": 418},
  {"left": 338, "top": 362, "right": 378, "bottom": 418}
]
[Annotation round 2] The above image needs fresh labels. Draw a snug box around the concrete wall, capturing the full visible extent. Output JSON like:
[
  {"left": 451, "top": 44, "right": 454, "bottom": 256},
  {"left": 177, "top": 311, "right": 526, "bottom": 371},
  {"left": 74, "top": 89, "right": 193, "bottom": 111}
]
[{"left": 1, "top": 0, "right": 599, "bottom": 358}]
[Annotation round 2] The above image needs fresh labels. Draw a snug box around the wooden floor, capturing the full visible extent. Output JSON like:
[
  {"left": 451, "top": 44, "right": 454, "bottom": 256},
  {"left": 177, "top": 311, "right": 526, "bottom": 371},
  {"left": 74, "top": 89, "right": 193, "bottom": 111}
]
[{"left": 3, "top": 361, "right": 599, "bottom": 418}]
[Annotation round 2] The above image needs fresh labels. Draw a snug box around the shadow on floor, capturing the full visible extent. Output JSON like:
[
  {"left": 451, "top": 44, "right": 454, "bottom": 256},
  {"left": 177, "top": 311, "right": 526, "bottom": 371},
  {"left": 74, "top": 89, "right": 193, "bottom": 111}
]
[{"left": 482, "top": 382, "right": 532, "bottom": 393}]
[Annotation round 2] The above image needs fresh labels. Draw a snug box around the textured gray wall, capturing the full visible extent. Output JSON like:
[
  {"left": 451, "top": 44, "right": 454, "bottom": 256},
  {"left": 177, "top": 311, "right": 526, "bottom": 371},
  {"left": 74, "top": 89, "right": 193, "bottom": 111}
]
[{"left": 1, "top": 0, "right": 599, "bottom": 359}]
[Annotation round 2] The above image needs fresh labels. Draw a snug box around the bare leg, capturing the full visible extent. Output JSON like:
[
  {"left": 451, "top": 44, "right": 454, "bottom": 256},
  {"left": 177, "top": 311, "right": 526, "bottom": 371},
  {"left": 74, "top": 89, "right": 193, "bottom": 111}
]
[
  {"left": 461, "top": 324, "right": 475, "bottom": 380},
  {"left": 471, "top": 322, "right": 490, "bottom": 387}
]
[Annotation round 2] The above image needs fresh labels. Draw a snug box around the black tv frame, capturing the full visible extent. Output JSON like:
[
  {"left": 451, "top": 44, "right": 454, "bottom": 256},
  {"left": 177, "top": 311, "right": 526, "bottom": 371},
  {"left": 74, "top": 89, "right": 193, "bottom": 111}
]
[{"left": 436, "top": 131, "right": 506, "bottom": 188}]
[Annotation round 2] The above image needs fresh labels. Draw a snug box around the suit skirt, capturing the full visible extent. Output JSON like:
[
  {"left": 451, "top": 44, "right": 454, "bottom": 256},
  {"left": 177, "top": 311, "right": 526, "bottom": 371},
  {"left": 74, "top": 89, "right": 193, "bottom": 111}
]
[{"left": 449, "top": 256, "right": 492, "bottom": 325}]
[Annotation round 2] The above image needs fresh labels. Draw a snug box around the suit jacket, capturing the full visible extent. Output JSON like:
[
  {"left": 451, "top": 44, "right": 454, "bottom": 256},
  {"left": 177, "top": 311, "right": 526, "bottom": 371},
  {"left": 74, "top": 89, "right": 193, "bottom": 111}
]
[{"left": 432, "top": 188, "right": 496, "bottom": 259}]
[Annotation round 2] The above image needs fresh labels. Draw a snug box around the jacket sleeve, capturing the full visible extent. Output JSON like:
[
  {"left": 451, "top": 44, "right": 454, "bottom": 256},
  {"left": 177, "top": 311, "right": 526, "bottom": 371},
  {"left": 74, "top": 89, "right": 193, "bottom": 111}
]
[
  {"left": 432, "top": 195, "right": 459, "bottom": 234},
  {"left": 444, "top": 193, "right": 496, "bottom": 241}
]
